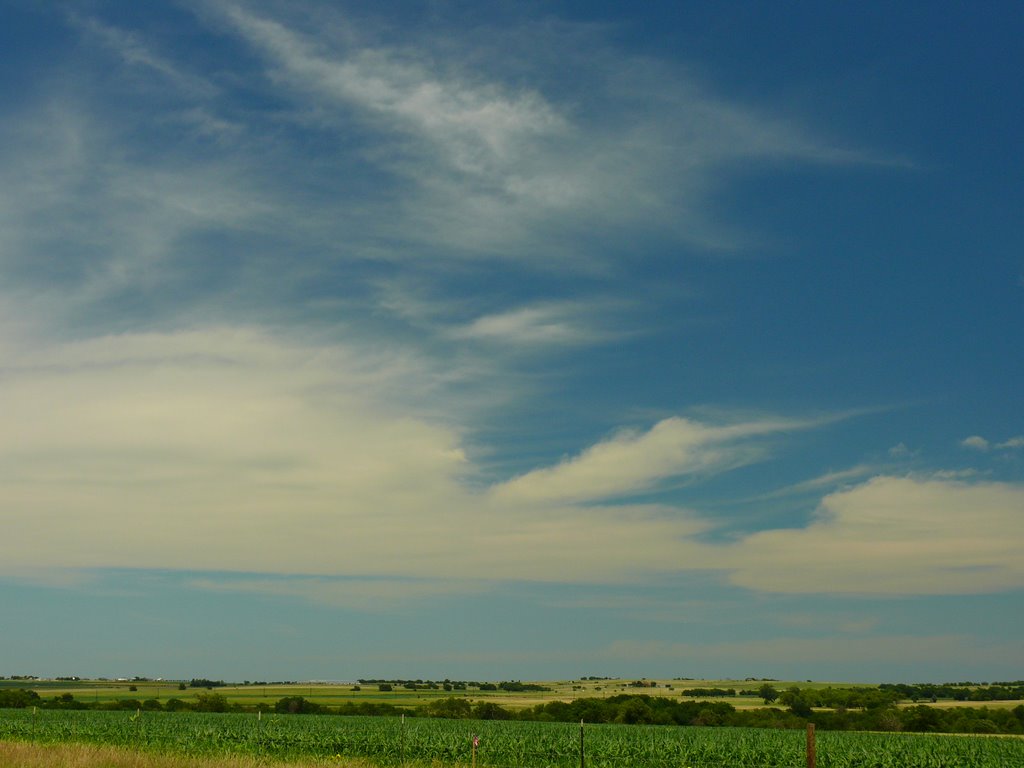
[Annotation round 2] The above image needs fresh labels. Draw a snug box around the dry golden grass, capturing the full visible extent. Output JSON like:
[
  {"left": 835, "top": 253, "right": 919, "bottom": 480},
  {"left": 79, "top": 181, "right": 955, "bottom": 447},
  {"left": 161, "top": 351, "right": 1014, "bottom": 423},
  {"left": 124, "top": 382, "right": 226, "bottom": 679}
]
[{"left": 0, "top": 742, "right": 366, "bottom": 768}]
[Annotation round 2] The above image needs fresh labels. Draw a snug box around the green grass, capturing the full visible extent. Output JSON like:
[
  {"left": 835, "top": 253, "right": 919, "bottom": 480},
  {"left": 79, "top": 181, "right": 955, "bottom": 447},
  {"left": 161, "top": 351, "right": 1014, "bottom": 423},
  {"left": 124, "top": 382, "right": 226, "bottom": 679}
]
[
  {"left": 2, "top": 708, "right": 1023, "bottom": 768},
  {"left": 8, "top": 678, "right": 1020, "bottom": 716},
  {"left": 0, "top": 678, "right": 876, "bottom": 710}
]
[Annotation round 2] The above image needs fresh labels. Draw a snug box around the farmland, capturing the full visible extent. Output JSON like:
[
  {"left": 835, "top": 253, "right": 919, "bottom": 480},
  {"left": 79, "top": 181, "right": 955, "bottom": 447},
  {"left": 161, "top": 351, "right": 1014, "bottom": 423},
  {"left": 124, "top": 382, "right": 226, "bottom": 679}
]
[
  {"left": 5, "top": 676, "right": 1020, "bottom": 712},
  {"left": 0, "top": 677, "right": 772, "bottom": 715},
  {"left": 3, "top": 707, "right": 1024, "bottom": 768},
  {"left": 0, "top": 741, "right": 348, "bottom": 768}
]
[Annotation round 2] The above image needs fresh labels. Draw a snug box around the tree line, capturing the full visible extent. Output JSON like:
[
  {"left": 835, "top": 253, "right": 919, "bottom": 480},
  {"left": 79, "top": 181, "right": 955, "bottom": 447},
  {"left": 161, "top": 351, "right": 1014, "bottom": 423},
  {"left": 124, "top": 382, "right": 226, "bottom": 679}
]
[
  {"left": 4, "top": 687, "right": 1024, "bottom": 735},
  {"left": 360, "top": 679, "right": 551, "bottom": 692}
]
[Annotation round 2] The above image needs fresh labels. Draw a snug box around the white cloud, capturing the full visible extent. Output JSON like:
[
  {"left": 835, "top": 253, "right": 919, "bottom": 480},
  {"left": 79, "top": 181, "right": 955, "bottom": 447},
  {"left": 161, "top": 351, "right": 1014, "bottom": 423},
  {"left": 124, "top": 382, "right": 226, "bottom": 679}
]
[
  {"left": 491, "top": 416, "right": 813, "bottom": 505},
  {"left": 958, "top": 435, "right": 1024, "bottom": 452},
  {"left": 757, "top": 464, "right": 877, "bottom": 500},
  {"left": 728, "top": 475, "right": 1024, "bottom": 595},
  {"left": 448, "top": 303, "right": 613, "bottom": 347},
  {"left": 1, "top": 1, "right": 893, "bottom": 352},
  {"left": 0, "top": 102, "right": 273, "bottom": 320},
  {"left": 961, "top": 435, "right": 990, "bottom": 451},
  {"left": 0, "top": 328, "right": 460, "bottom": 570},
  {"left": 0, "top": 328, "right": 711, "bottom": 586},
  {"left": 211, "top": 2, "right": 881, "bottom": 258},
  {"left": 2, "top": 336, "right": 1022, "bottom": 602},
  {"left": 219, "top": 5, "right": 569, "bottom": 192}
]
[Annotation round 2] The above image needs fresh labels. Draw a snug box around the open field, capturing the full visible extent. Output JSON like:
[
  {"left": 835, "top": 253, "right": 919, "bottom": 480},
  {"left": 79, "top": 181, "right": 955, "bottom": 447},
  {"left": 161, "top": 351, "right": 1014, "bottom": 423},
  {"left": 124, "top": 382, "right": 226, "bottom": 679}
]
[
  {"left": 0, "top": 740, "right": 361, "bottom": 768},
  {"left": 4, "top": 677, "right": 1020, "bottom": 712},
  {"left": 3, "top": 678, "right": 765, "bottom": 710},
  {"left": 3, "top": 709, "right": 1024, "bottom": 768}
]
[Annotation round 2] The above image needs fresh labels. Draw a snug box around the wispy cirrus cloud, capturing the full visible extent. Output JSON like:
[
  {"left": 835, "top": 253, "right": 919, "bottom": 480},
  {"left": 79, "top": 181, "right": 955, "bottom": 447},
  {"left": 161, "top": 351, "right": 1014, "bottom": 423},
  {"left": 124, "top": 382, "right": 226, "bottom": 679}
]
[
  {"left": 961, "top": 434, "right": 1024, "bottom": 452},
  {"left": 2, "top": 327, "right": 1022, "bottom": 601},
  {"left": 7, "top": 3, "right": 1001, "bottom": 612},
  {"left": 0, "top": 102, "right": 273, "bottom": 332},
  {"left": 1, "top": 0, "right": 890, "bottom": 350},
  {"left": 0, "top": 328, "right": 709, "bottom": 586},
  {"left": 68, "top": 13, "right": 219, "bottom": 100},
  {"left": 491, "top": 416, "right": 817, "bottom": 505},
  {"left": 205, "top": 0, "right": 884, "bottom": 262},
  {"left": 221, "top": 6, "right": 567, "bottom": 169},
  {"left": 448, "top": 302, "right": 621, "bottom": 347},
  {"left": 749, "top": 464, "right": 879, "bottom": 501}
]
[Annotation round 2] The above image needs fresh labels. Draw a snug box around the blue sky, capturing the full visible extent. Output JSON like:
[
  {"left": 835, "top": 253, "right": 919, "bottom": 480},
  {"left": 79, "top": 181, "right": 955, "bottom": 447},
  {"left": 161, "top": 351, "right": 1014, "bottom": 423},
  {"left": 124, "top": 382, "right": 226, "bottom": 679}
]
[{"left": 1, "top": 0, "right": 1022, "bottom": 684}]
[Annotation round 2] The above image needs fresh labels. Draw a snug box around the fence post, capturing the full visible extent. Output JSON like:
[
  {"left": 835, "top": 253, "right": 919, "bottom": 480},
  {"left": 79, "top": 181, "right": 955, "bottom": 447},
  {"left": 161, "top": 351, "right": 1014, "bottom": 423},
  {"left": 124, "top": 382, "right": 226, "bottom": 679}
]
[
  {"left": 580, "top": 719, "right": 585, "bottom": 768},
  {"left": 806, "top": 722, "right": 815, "bottom": 768}
]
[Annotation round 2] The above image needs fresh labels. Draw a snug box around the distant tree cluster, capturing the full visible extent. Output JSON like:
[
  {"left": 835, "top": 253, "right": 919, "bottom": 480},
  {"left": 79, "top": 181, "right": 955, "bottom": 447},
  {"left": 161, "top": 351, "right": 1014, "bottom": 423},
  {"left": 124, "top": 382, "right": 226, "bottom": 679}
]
[
  {"left": 189, "top": 679, "right": 226, "bottom": 689},
  {"left": 5, "top": 682, "right": 1024, "bottom": 736},
  {"left": 880, "top": 682, "right": 1024, "bottom": 702},
  {"left": 680, "top": 688, "right": 736, "bottom": 698},
  {"left": 498, "top": 681, "right": 550, "bottom": 692},
  {"left": 357, "top": 679, "right": 550, "bottom": 692},
  {"left": 0, "top": 689, "right": 43, "bottom": 708},
  {"left": 506, "top": 694, "right": 1024, "bottom": 734},
  {"left": 362, "top": 679, "right": 457, "bottom": 690}
]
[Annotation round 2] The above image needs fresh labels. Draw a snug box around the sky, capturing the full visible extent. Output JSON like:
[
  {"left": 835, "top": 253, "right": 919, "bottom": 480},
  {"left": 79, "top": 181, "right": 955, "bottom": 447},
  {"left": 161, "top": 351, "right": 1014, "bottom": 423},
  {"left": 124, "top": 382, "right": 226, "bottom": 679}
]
[{"left": 1, "top": 0, "right": 1022, "bottom": 685}]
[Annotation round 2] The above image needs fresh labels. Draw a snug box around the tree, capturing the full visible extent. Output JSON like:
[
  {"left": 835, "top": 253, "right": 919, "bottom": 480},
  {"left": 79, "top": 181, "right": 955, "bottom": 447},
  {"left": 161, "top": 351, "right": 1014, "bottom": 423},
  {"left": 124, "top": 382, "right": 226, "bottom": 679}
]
[
  {"left": 615, "top": 698, "right": 655, "bottom": 724},
  {"left": 758, "top": 684, "right": 779, "bottom": 705},
  {"left": 0, "top": 689, "right": 41, "bottom": 708},
  {"left": 275, "top": 696, "right": 321, "bottom": 714},
  {"left": 193, "top": 693, "right": 229, "bottom": 712},
  {"left": 425, "top": 697, "right": 472, "bottom": 719},
  {"left": 472, "top": 701, "right": 511, "bottom": 720},
  {"left": 781, "top": 687, "right": 812, "bottom": 718}
]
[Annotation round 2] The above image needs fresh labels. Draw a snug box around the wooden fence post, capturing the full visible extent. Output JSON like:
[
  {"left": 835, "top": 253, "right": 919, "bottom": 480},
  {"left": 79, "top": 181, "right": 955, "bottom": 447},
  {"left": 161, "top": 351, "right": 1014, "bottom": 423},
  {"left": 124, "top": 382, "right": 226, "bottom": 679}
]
[{"left": 806, "top": 722, "right": 816, "bottom": 768}]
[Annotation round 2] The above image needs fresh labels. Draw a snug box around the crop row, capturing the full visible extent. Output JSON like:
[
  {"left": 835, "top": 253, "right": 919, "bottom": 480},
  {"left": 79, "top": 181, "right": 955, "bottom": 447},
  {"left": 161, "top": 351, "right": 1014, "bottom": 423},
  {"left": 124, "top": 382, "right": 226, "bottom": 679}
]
[{"left": 2, "top": 709, "right": 1023, "bottom": 767}]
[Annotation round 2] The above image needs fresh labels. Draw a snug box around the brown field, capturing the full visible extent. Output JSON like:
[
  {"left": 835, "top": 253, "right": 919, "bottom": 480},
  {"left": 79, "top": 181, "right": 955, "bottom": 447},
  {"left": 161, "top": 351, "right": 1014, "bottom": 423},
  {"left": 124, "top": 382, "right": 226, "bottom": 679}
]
[{"left": 0, "top": 741, "right": 363, "bottom": 768}]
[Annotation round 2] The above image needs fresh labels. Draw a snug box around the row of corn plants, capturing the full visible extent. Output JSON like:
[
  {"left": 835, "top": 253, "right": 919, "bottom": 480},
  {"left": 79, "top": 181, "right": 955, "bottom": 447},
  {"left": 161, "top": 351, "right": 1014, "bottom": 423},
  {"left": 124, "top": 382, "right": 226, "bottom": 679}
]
[{"left": 2, "top": 708, "right": 1023, "bottom": 767}]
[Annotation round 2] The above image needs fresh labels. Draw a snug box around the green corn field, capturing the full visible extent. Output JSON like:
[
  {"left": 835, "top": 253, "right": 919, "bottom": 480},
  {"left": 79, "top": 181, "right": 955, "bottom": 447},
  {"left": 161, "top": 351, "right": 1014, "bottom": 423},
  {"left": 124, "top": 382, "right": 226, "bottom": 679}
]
[{"left": 2, "top": 709, "right": 1023, "bottom": 767}]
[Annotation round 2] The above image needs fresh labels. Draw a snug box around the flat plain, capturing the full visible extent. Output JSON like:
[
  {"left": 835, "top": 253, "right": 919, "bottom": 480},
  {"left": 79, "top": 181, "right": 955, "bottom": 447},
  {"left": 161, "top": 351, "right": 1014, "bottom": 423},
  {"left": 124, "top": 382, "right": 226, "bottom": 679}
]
[{"left": 6, "top": 677, "right": 1019, "bottom": 711}]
